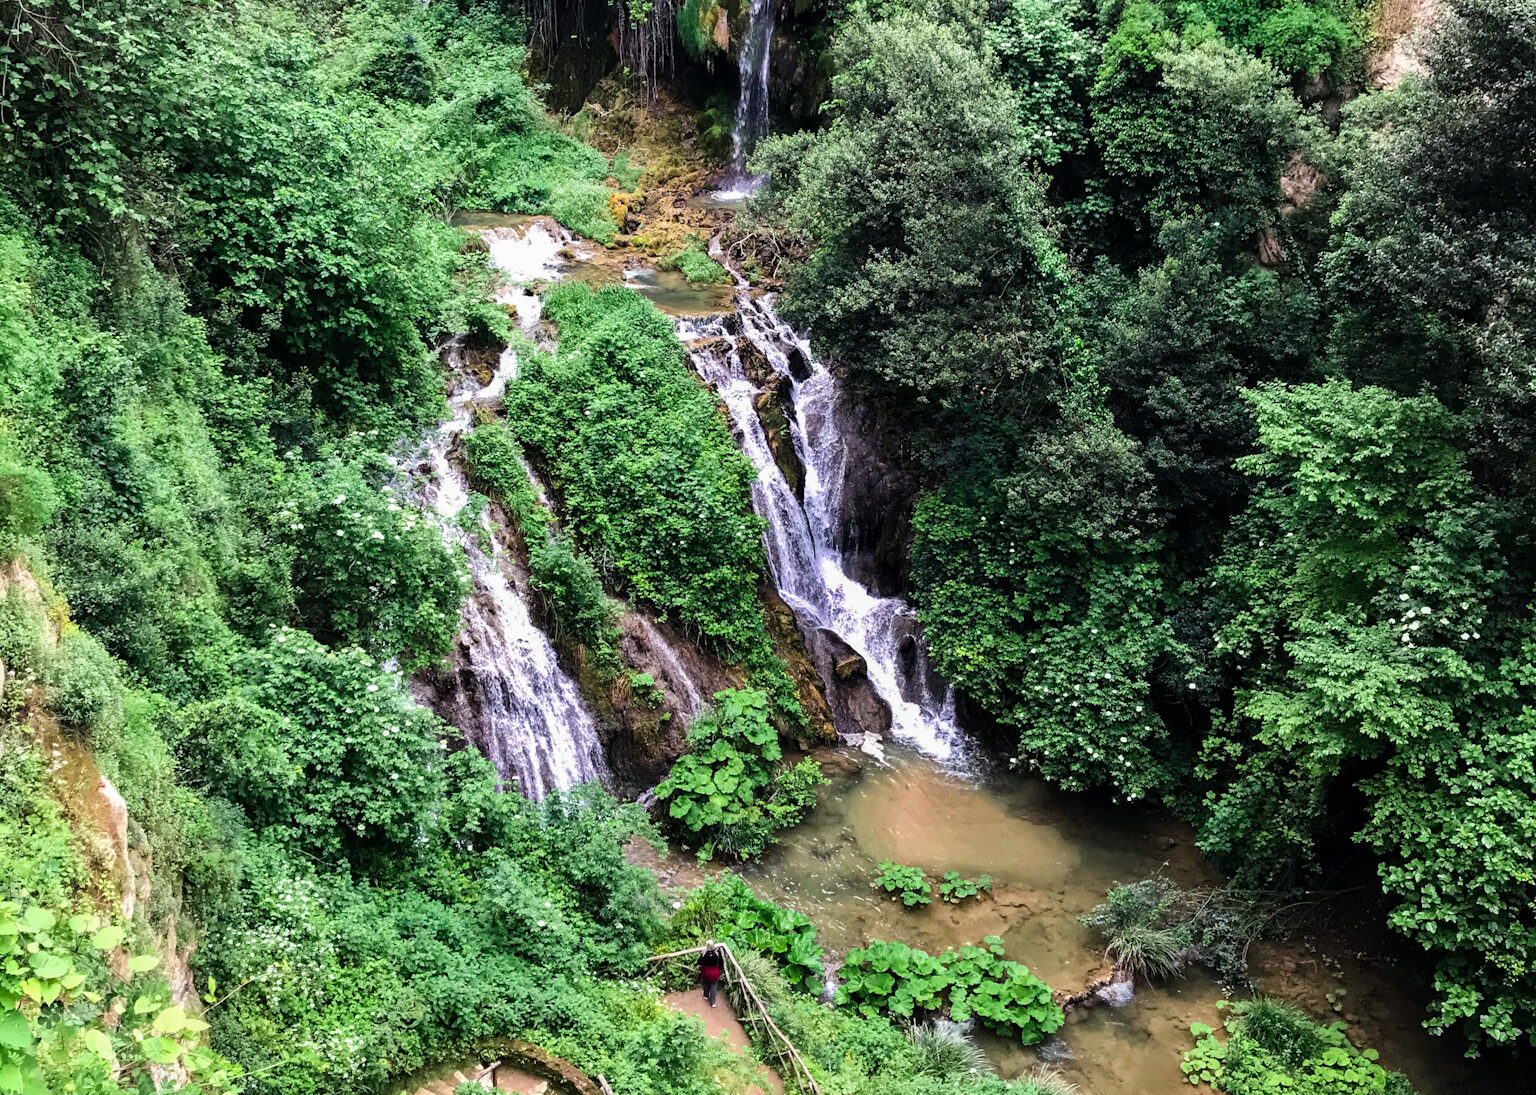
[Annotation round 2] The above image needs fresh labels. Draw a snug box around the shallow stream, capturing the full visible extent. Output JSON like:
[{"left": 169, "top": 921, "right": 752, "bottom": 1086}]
[{"left": 743, "top": 748, "right": 1481, "bottom": 1095}]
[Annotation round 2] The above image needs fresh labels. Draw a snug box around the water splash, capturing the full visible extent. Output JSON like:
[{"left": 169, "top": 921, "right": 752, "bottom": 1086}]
[
  {"left": 677, "top": 286, "right": 966, "bottom": 762},
  {"left": 414, "top": 223, "right": 608, "bottom": 800}
]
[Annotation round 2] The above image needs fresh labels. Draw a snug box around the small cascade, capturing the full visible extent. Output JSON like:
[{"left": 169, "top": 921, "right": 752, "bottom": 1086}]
[
  {"left": 723, "top": 0, "right": 775, "bottom": 193},
  {"left": 631, "top": 615, "right": 708, "bottom": 717},
  {"left": 415, "top": 221, "right": 608, "bottom": 800},
  {"left": 677, "top": 288, "right": 966, "bottom": 761}
]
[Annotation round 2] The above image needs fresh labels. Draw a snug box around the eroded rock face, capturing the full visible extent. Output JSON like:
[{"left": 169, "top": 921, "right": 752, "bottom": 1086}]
[
  {"left": 754, "top": 383, "right": 804, "bottom": 501},
  {"left": 804, "top": 627, "right": 892, "bottom": 738},
  {"left": 822, "top": 384, "right": 920, "bottom": 598},
  {"left": 605, "top": 611, "right": 745, "bottom": 792}
]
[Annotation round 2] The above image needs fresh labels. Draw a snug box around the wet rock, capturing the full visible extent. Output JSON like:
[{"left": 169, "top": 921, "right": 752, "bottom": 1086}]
[
  {"left": 805, "top": 627, "right": 892, "bottom": 738},
  {"left": 738, "top": 335, "right": 776, "bottom": 387},
  {"left": 784, "top": 344, "right": 812, "bottom": 382},
  {"left": 754, "top": 388, "right": 805, "bottom": 501},
  {"left": 763, "top": 591, "right": 837, "bottom": 741},
  {"left": 817, "top": 382, "right": 919, "bottom": 597}
]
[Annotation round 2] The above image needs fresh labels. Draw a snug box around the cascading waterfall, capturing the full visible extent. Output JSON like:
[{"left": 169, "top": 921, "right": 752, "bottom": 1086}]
[
  {"left": 725, "top": 0, "right": 774, "bottom": 188},
  {"left": 415, "top": 221, "right": 609, "bottom": 800},
  {"left": 678, "top": 289, "right": 965, "bottom": 761}
]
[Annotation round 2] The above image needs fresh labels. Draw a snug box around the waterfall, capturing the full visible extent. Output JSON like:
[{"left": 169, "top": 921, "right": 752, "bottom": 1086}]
[
  {"left": 725, "top": 0, "right": 775, "bottom": 187},
  {"left": 678, "top": 292, "right": 965, "bottom": 761},
  {"left": 415, "top": 221, "right": 608, "bottom": 800}
]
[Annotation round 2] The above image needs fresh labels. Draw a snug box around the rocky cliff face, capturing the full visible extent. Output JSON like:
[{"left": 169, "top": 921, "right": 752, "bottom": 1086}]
[{"left": 820, "top": 380, "right": 922, "bottom": 599}]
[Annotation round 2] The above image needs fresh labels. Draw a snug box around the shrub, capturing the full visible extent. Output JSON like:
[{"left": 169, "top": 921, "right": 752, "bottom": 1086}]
[
  {"left": 907, "top": 1019, "right": 991, "bottom": 1079},
  {"left": 1184, "top": 1000, "right": 1419, "bottom": 1094},
  {"left": 666, "top": 874, "right": 825, "bottom": 992},
  {"left": 725, "top": 946, "right": 791, "bottom": 1012},
  {"left": 874, "top": 863, "right": 933, "bottom": 907},
  {"left": 938, "top": 872, "right": 992, "bottom": 904},
  {"left": 463, "top": 419, "right": 548, "bottom": 539},
  {"left": 185, "top": 630, "right": 450, "bottom": 861},
  {"left": 48, "top": 630, "right": 124, "bottom": 741},
  {"left": 0, "top": 445, "right": 56, "bottom": 551},
  {"left": 275, "top": 449, "right": 466, "bottom": 671},
  {"left": 838, "top": 936, "right": 1064, "bottom": 1045},
  {"left": 661, "top": 238, "right": 729, "bottom": 284},
  {"left": 656, "top": 689, "right": 822, "bottom": 859},
  {"left": 1255, "top": 3, "right": 1355, "bottom": 77},
  {"left": 530, "top": 536, "right": 619, "bottom": 654}
]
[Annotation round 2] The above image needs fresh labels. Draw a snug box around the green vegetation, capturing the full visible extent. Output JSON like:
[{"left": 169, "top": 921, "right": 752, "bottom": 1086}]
[
  {"left": 874, "top": 862, "right": 934, "bottom": 907},
  {"left": 661, "top": 238, "right": 731, "bottom": 284},
  {"left": 1185, "top": 1000, "right": 1418, "bottom": 1094},
  {"left": 503, "top": 281, "right": 803, "bottom": 718},
  {"left": 838, "top": 937, "right": 1064, "bottom": 1045},
  {"left": 758, "top": 0, "right": 1536, "bottom": 1055},
  {"left": 666, "top": 873, "right": 826, "bottom": 992},
  {"left": 939, "top": 871, "right": 993, "bottom": 904},
  {"left": 655, "top": 688, "right": 827, "bottom": 859}
]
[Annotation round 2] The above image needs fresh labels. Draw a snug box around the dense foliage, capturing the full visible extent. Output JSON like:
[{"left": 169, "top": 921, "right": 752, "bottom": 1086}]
[
  {"left": 503, "top": 282, "right": 803, "bottom": 717},
  {"left": 1184, "top": 1000, "right": 1418, "bottom": 1094},
  {"left": 0, "top": 1, "right": 779, "bottom": 1093},
  {"left": 759, "top": 0, "right": 1536, "bottom": 1055},
  {"left": 837, "top": 937, "right": 1064, "bottom": 1045},
  {"left": 655, "top": 688, "right": 826, "bottom": 859}
]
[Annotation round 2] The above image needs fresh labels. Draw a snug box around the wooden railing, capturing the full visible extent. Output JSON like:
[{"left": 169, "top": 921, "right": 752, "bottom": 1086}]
[{"left": 646, "top": 945, "right": 822, "bottom": 1095}]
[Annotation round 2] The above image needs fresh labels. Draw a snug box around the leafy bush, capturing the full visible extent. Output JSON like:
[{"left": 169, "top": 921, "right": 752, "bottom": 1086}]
[
  {"left": 530, "top": 536, "right": 619, "bottom": 654},
  {"left": 942, "top": 939, "right": 1064, "bottom": 1045},
  {"left": 661, "top": 238, "right": 729, "bottom": 284},
  {"left": 1184, "top": 1000, "right": 1419, "bottom": 1094},
  {"left": 665, "top": 874, "right": 825, "bottom": 992},
  {"left": 179, "top": 629, "right": 450, "bottom": 861},
  {"left": 838, "top": 936, "right": 1064, "bottom": 1045},
  {"left": 463, "top": 418, "right": 549, "bottom": 539},
  {"left": 48, "top": 630, "right": 124, "bottom": 741},
  {"left": 656, "top": 689, "right": 823, "bottom": 859},
  {"left": 1255, "top": 3, "right": 1355, "bottom": 77},
  {"left": 275, "top": 449, "right": 466, "bottom": 671},
  {"left": 839, "top": 940, "right": 952, "bottom": 1020},
  {"left": 938, "top": 872, "right": 992, "bottom": 904},
  {"left": 874, "top": 863, "right": 933, "bottom": 907}
]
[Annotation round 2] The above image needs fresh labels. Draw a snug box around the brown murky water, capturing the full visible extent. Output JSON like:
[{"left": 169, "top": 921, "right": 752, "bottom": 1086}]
[{"left": 742, "top": 748, "right": 1484, "bottom": 1095}]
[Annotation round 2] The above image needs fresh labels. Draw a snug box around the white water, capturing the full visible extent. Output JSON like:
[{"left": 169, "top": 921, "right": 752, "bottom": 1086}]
[
  {"left": 416, "top": 222, "right": 608, "bottom": 800},
  {"left": 678, "top": 291, "right": 965, "bottom": 761},
  {"left": 724, "top": 0, "right": 774, "bottom": 188}
]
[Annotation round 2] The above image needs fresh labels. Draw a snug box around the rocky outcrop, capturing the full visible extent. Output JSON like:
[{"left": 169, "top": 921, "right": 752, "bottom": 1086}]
[
  {"left": 803, "top": 626, "right": 892, "bottom": 739},
  {"left": 824, "top": 383, "right": 921, "bottom": 598},
  {"left": 754, "top": 381, "right": 804, "bottom": 501},
  {"left": 763, "top": 590, "right": 837, "bottom": 742},
  {"left": 601, "top": 611, "right": 745, "bottom": 790}
]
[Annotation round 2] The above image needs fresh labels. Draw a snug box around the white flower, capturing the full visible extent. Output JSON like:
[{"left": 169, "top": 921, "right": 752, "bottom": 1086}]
[
  {"left": 333, "top": 495, "right": 347, "bottom": 505},
  {"left": 371, "top": 530, "right": 385, "bottom": 540}
]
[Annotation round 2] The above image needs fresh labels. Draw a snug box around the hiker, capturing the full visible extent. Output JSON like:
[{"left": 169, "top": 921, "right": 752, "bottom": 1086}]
[{"left": 699, "top": 940, "right": 724, "bottom": 1008}]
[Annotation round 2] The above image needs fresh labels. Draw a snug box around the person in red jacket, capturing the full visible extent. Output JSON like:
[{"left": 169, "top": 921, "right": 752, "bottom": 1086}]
[{"left": 699, "top": 941, "right": 724, "bottom": 1008}]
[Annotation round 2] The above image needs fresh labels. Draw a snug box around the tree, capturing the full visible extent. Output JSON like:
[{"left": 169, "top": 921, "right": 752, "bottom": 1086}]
[{"left": 753, "top": 11, "right": 1068, "bottom": 417}]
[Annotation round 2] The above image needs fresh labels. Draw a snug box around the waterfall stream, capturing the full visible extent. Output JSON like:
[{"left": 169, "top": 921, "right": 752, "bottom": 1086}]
[
  {"left": 414, "top": 221, "right": 608, "bottom": 800},
  {"left": 721, "top": 0, "right": 774, "bottom": 195},
  {"left": 679, "top": 291, "right": 965, "bottom": 761}
]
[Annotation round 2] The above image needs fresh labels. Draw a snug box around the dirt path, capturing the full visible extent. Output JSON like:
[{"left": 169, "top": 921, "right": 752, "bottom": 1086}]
[{"left": 665, "top": 990, "right": 785, "bottom": 1095}]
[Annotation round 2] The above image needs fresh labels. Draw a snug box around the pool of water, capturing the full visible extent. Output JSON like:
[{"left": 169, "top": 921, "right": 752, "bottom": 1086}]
[
  {"left": 450, "top": 210, "right": 734, "bottom": 316},
  {"left": 742, "top": 748, "right": 1486, "bottom": 1095}
]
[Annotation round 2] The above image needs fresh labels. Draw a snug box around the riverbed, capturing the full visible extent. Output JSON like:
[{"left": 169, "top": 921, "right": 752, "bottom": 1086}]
[{"left": 739, "top": 747, "right": 1484, "bottom": 1095}]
